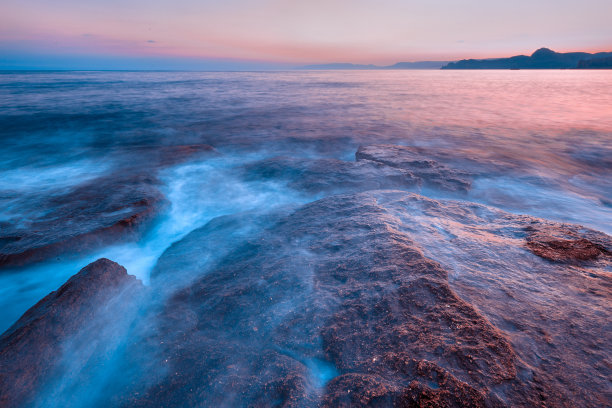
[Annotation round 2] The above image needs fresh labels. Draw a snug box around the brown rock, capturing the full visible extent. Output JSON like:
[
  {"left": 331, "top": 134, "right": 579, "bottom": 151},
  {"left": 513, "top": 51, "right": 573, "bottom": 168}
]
[
  {"left": 0, "top": 144, "right": 216, "bottom": 270},
  {"left": 124, "top": 191, "right": 573, "bottom": 407},
  {"left": 525, "top": 224, "right": 610, "bottom": 262},
  {"left": 0, "top": 174, "right": 165, "bottom": 269},
  {"left": 0, "top": 258, "right": 143, "bottom": 408},
  {"left": 2, "top": 191, "right": 610, "bottom": 407}
]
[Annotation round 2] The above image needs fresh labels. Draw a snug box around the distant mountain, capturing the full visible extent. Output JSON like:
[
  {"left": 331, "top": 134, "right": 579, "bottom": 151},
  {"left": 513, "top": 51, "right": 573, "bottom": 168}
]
[
  {"left": 384, "top": 61, "right": 449, "bottom": 69},
  {"left": 577, "top": 56, "right": 612, "bottom": 69},
  {"left": 441, "top": 48, "right": 612, "bottom": 70},
  {"left": 298, "top": 49, "right": 612, "bottom": 71},
  {"left": 299, "top": 63, "right": 380, "bottom": 70},
  {"left": 297, "top": 61, "right": 449, "bottom": 70}
]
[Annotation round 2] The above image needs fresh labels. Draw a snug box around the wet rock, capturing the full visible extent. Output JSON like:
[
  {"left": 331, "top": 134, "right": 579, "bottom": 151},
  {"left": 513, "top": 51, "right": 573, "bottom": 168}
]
[
  {"left": 150, "top": 212, "right": 282, "bottom": 286},
  {"left": 0, "top": 174, "right": 165, "bottom": 269},
  {"left": 0, "top": 258, "right": 143, "bottom": 408},
  {"left": 3, "top": 191, "right": 610, "bottom": 407},
  {"left": 370, "top": 193, "right": 611, "bottom": 407},
  {"left": 356, "top": 144, "right": 472, "bottom": 192},
  {"left": 118, "top": 144, "right": 217, "bottom": 169},
  {"left": 123, "top": 191, "right": 588, "bottom": 407},
  {"left": 241, "top": 144, "right": 471, "bottom": 195},
  {"left": 525, "top": 223, "right": 610, "bottom": 262},
  {"left": 242, "top": 156, "right": 419, "bottom": 194},
  {"left": 0, "top": 144, "right": 216, "bottom": 270},
  {"left": 528, "top": 238, "right": 603, "bottom": 262}
]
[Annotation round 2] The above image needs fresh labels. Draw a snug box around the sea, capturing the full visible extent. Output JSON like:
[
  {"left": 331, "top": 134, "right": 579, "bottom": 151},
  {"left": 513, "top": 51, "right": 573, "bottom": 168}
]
[{"left": 0, "top": 70, "right": 611, "bottom": 333}]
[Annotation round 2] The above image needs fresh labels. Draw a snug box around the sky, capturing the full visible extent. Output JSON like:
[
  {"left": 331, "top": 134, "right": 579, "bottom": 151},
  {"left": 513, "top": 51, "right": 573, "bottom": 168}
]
[{"left": 1, "top": 0, "right": 611, "bottom": 70}]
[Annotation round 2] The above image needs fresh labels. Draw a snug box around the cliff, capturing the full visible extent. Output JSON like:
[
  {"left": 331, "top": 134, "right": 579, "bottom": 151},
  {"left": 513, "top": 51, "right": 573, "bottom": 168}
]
[{"left": 442, "top": 48, "right": 612, "bottom": 69}]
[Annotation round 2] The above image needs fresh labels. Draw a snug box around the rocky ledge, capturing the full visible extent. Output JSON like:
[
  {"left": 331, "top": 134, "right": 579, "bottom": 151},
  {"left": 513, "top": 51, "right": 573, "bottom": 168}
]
[
  {"left": 1, "top": 190, "right": 609, "bottom": 407},
  {"left": 0, "top": 144, "right": 215, "bottom": 270},
  {"left": 525, "top": 223, "right": 611, "bottom": 263},
  {"left": 241, "top": 144, "right": 471, "bottom": 195},
  {"left": 0, "top": 259, "right": 143, "bottom": 408},
  {"left": 0, "top": 174, "right": 165, "bottom": 269}
]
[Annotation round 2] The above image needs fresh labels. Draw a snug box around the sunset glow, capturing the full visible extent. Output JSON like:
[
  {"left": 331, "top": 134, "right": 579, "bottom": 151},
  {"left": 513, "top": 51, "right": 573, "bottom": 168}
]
[
  {"left": 1, "top": 0, "right": 611, "bottom": 405},
  {"left": 2, "top": 0, "right": 612, "bottom": 69}
]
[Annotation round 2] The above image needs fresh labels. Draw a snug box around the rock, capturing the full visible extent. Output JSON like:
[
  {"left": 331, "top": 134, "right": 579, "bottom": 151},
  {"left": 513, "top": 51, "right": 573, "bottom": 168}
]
[
  {"left": 122, "top": 191, "right": 607, "bottom": 407},
  {"left": 355, "top": 144, "right": 472, "bottom": 192},
  {"left": 0, "top": 258, "right": 143, "bottom": 408},
  {"left": 241, "top": 144, "right": 471, "bottom": 195},
  {"left": 241, "top": 156, "right": 419, "bottom": 194},
  {"left": 322, "top": 365, "right": 494, "bottom": 408},
  {"left": 369, "top": 193, "right": 611, "bottom": 407},
  {"left": 528, "top": 237, "right": 603, "bottom": 262},
  {"left": 0, "top": 174, "right": 165, "bottom": 269},
  {"left": 2, "top": 191, "right": 610, "bottom": 407},
  {"left": 118, "top": 144, "right": 217, "bottom": 169},
  {"left": 0, "top": 143, "right": 216, "bottom": 270},
  {"left": 525, "top": 223, "right": 610, "bottom": 262}
]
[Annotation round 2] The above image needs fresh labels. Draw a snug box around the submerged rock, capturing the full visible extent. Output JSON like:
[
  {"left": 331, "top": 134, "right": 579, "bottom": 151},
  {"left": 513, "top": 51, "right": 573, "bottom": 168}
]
[
  {"left": 0, "top": 258, "right": 143, "bottom": 408},
  {"left": 118, "top": 143, "right": 217, "bottom": 169},
  {"left": 0, "top": 144, "right": 217, "bottom": 270},
  {"left": 241, "top": 144, "right": 471, "bottom": 195},
  {"left": 355, "top": 144, "right": 472, "bottom": 192},
  {"left": 1, "top": 191, "right": 610, "bottom": 407},
  {"left": 0, "top": 174, "right": 165, "bottom": 269},
  {"left": 242, "top": 156, "right": 419, "bottom": 194}
]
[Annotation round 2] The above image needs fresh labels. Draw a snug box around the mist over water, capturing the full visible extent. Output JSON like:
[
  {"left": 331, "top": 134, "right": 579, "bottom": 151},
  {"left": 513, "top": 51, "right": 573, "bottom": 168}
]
[
  {"left": 0, "top": 70, "right": 611, "bottom": 405},
  {"left": 1, "top": 70, "right": 611, "bottom": 326}
]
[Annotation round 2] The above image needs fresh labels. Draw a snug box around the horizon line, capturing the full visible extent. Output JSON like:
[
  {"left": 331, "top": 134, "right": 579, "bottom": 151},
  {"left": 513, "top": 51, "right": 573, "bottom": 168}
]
[{"left": 3, "top": 47, "right": 611, "bottom": 71}]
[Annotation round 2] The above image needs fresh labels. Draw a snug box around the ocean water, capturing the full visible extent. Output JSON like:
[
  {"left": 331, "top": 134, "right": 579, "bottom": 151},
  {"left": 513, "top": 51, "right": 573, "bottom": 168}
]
[{"left": 0, "top": 69, "right": 611, "bottom": 335}]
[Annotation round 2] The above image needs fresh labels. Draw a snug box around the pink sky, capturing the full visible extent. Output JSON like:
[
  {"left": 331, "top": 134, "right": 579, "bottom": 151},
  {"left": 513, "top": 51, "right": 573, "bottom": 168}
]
[{"left": 2, "top": 0, "right": 611, "bottom": 66}]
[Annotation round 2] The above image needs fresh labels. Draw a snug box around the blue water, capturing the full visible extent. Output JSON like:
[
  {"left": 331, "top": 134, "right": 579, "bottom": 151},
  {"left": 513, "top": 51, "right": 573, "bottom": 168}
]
[{"left": 1, "top": 70, "right": 611, "bottom": 335}]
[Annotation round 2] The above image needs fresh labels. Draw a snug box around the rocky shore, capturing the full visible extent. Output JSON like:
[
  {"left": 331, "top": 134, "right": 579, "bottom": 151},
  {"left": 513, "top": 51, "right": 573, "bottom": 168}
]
[
  {"left": 1, "top": 144, "right": 610, "bottom": 407},
  {"left": 0, "top": 144, "right": 214, "bottom": 269}
]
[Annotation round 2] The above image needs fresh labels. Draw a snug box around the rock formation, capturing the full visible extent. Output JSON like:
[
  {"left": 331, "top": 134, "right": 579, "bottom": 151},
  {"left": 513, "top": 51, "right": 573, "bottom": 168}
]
[
  {"left": 0, "top": 174, "right": 165, "bottom": 268},
  {"left": 0, "top": 144, "right": 215, "bottom": 269},
  {"left": 130, "top": 192, "right": 611, "bottom": 406},
  {"left": 0, "top": 146, "right": 610, "bottom": 407},
  {"left": 0, "top": 259, "right": 143, "bottom": 408},
  {"left": 241, "top": 144, "right": 471, "bottom": 195}
]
